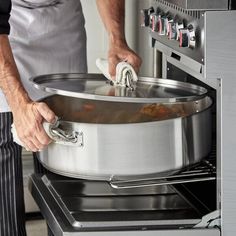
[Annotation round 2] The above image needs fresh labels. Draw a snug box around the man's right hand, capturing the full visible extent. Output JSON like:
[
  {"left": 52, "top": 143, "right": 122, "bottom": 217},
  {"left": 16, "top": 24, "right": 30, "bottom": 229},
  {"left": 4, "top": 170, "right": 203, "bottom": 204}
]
[{"left": 12, "top": 101, "right": 56, "bottom": 152}]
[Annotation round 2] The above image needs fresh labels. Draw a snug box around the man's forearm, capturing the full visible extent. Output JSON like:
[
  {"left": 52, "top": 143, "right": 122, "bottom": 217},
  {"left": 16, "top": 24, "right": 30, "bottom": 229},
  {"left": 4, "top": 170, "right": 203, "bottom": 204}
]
[
  {"left": 0, "top": 35, "right": 30, "bottom": 111},
  {"left": 96, "top": 0, "right": 126, "bottom": 45},
  {"left": 96, "top": 0, "right": 141, "bottom": 76}
]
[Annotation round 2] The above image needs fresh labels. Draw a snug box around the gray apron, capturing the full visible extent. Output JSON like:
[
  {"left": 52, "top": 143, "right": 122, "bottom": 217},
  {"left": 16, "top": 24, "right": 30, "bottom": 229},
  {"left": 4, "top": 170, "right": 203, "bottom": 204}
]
[{"left": 0, "top": 0, "right": 87, "bottom": 112}]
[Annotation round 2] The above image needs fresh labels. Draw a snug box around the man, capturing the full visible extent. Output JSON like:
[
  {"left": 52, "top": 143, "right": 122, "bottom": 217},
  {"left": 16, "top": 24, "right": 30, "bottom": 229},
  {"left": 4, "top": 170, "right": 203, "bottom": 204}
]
[{"left": 0, "top": 0, "right": 141, "bottom": 235}]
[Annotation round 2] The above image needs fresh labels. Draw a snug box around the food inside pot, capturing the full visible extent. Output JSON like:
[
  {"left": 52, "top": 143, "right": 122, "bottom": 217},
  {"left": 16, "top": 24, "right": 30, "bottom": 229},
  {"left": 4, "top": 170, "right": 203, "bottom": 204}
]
[
  {"left": 43, "top": 95, "right": 210, "bottom": 124},
  {"left": 140, "top": 104, "right": 186, "bottom": 120}
]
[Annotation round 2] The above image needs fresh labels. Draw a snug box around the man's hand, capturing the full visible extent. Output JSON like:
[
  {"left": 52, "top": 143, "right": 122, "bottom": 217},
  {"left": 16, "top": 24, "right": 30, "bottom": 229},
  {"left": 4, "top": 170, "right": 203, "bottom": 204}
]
[
  {"left": 108, "top": 39, "right": 142, "bottom": 79},
  {"left": 12, "top": 101, "right": 56, "bottom": 152},
  {"left": 96, "top": 0, "right": 142, "bottom": 79}
]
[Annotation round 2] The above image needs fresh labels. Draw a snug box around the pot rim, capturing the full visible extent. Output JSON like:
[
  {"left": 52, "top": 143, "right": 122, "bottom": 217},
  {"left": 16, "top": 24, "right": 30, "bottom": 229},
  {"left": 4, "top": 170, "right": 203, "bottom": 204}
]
[{"left": 30, "top": 73, "right": 208, "bottom": 103}]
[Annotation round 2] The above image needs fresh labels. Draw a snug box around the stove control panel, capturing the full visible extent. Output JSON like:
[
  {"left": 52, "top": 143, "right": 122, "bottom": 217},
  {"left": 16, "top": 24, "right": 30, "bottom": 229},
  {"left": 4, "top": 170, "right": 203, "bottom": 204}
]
[
  {"left": 141, "top": 7, "right": 196, "bottom": 49},
  {"left": 141, "top": 0, "right": 204, "bottom": 64}
]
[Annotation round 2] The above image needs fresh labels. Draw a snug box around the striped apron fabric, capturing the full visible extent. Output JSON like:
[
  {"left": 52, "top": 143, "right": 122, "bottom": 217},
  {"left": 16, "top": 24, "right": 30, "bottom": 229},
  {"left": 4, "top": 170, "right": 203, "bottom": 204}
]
[
  {"left": 0, "top": 0, "right": 87, "bottom": 235},
  {"left": 0, "top": 113, "right": 26, "bottom": 236}
]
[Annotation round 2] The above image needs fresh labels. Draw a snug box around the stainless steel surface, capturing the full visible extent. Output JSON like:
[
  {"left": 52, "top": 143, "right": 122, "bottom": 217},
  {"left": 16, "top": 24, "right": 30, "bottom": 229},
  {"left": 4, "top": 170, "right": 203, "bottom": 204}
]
[
  {"left": 158, "top": 0, "right": 228, "bottom": 10},
  {"left": 155, "top": 40, "right": 220, "bottom": 89},
  {"left": 204, "top": 11, "right": 236, "bottom": 79},
  {"left": 30, "top": 74, "right": 208, "bottom": 103},
  {"left": 29, "top": 174, "right": 219, "bottom": 235},
  {"left": 37, "top": 95, "right": 212, "bottom": 180},
  {"left": 150, "top": 5, "right": 236, "bottom": 235},
  {"left": 203, "top": 11, "right": 236, "bottom": 236},
  {"left": 53, "top": 230, "right": 219, "bottom": 236}
]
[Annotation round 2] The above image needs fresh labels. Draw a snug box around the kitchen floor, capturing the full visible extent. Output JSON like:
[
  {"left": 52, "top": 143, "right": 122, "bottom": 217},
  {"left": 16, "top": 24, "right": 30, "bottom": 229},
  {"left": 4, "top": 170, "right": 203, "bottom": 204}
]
[{"left": 26, "top": 220, "right": 47, "bottom": 236}]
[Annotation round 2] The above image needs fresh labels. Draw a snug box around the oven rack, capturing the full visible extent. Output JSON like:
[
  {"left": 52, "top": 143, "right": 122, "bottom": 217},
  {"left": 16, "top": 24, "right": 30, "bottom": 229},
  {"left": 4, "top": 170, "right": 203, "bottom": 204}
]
[{"left": 110, "top": 151, "right": 216, "bottom": 189}]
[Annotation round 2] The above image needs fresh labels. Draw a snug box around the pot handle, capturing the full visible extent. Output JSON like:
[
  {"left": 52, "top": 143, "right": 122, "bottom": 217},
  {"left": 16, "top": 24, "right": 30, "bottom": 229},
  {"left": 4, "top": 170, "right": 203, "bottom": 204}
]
[
  {"left": 43, "top": 118, "right": 83, "bottom": 147},
  {"left": 11, "top": 117, "right": 83, "bottom": 148}
]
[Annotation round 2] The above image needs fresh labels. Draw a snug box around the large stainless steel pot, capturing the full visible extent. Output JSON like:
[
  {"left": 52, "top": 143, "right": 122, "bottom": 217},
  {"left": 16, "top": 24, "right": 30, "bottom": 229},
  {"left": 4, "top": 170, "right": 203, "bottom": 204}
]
[{"left": 31, "top": 74, "right": 212, "bottom": 180}]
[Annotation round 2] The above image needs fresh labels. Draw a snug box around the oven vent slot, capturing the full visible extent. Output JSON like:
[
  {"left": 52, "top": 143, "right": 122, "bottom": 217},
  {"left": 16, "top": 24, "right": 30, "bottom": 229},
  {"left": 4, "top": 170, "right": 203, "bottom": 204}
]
[
  {"left": 155, "top": 0, "right": 228, "bottom": 11},
  {"left": 155, "top": 0, "right": 202, "bottom": 19}
]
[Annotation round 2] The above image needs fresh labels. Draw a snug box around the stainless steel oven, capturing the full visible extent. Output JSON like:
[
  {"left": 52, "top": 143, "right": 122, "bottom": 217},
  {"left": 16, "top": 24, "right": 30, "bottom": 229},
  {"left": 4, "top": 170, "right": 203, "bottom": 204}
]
[
  {"left": 28, "top": 0, "right": 236, "bottom": 235},
  {"left": 140, "top": 0, "right": 236, "bottom": 235}
]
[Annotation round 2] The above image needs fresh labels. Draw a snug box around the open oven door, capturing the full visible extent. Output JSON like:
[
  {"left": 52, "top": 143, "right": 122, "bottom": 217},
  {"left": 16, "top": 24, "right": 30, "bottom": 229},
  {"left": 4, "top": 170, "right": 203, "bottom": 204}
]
[{"left": 29, "top": 173, "right": 220, "bottom": 236}]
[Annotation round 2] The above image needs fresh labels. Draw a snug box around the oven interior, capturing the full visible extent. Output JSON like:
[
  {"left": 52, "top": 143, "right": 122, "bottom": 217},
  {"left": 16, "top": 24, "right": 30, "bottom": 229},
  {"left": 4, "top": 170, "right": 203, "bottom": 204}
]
[
  {"left": 30, "top": 170, "right": 216, "bottom": 231},
  {"left": 165, "top": 62, "right": 217, "bottom": 214}
]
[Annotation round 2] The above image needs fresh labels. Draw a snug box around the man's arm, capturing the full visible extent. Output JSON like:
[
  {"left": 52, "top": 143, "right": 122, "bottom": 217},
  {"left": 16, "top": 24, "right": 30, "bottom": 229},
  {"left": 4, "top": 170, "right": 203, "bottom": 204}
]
[
  {"left": 0, "top": 36, "right": 29, "bottom": 111},
  {"left": 0, "top": 35, "right": 55, "bottom": 151},
  {"left": 96, "top": 0, "right": 141, "bottom": 77},
  {"left": 0, "top": 1, "right": 29, "bottom": 110},
  {"left": 0, "top": 38, "right": 55, "bottom": 152},
  {"left": 96, "top": 0, "right": 126, "bottom": 45},
  {"left": 0, "top": 1, "right": 55, "bottom": 151}
]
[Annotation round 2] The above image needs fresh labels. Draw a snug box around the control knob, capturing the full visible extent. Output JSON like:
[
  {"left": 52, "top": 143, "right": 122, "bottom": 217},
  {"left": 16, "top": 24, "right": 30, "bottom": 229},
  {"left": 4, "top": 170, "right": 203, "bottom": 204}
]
[
  {"left": 158, "top": 15, "right": 167, "bottom": 35},
  {"left": 168, "top": 21, "right": 177, "bottom": 40},
  {"left": 140, "top": 7, "right": 154, "bottom": 27},
  {"left": 165, "top": 15, "right": 173, "bottom": 36},
  {"left": 150, "top": 12, "right": 159, "bottom": 32},
  {"left": 179, "top": 29, "right": 190, "bottom": 47},
  {"left": 188, "top": 24, "right": 196, "bottom": 49},
  {"left": 176, "top": 21, "right": 184, "bottom": 41},
  {"left": 179, "top": 24, "right": 196, "bottom": 48}
]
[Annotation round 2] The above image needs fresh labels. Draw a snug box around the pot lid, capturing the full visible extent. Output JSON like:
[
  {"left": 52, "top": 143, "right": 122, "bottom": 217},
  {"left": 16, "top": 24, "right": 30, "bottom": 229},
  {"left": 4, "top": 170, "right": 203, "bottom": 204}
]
[{"left": 30, "top": 73, "right": 207, "bottom": 103}]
